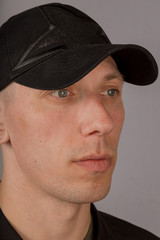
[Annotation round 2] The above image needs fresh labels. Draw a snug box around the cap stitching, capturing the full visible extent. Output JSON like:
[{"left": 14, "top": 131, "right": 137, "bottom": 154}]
[{"left": 38, "top": 6, "right": 56, "bottom": 27}]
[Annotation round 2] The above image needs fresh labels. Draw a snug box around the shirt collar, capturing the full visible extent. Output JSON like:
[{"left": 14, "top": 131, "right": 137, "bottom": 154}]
[
  {"left": 0, "top": 209, "right": 22, "bottom": 240},
  {"left": 91, "top": 203, "right": 112, "bottom": 240}
]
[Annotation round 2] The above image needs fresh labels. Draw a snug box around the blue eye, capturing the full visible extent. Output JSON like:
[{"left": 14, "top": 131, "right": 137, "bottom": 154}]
[
  {"left": 51, "top": 89, "right": 70, "bottom": 98},
  {"left": 107, "top": 89, "right": 117, "bottom": 96},
  {"left": 102, "top": 89, "right": 119, "bottom": 97}
]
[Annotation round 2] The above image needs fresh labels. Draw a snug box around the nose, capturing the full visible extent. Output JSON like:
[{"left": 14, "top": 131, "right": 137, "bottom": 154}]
[{"left": 80, "top": 97, "right": 114, "bottom": 137}]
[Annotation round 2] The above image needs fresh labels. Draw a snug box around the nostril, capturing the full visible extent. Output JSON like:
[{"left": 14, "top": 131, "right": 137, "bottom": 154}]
[
  {"left": 81, "top": 114, "right": 114, "bottom": 137},
  {"left": 88, "top": 130, "right": 101, "bottom": 136}
]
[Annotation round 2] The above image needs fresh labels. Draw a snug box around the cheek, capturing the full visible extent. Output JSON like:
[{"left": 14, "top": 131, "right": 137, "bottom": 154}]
[
  {"left": 6, "top": 105, "right": 77, "bottom": 177},
  {"left": 10, "top": 105, "right": 77, "bottom": 162},
  {"left": 35, "top": 109, "right": 76, "bottom": 146},
  {"left": 112, "top": 103, "right": 125, "bottom": 143}
]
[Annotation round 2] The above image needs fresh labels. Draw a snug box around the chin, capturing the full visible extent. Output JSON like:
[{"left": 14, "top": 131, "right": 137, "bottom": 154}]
[
  {"left": 89, "top": 186, "right": 111, "bottom": 203},
  {"left": 72, "top": 182, "right": 112, "bottom": 204}
]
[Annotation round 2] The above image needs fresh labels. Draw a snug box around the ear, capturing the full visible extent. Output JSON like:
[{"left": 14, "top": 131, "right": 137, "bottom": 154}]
[
  {"left": 0, "top": 99, "right": 10, "bottom": 144},
  {"left": 0, "top": 122, "right": 10, "bottom": 144}
]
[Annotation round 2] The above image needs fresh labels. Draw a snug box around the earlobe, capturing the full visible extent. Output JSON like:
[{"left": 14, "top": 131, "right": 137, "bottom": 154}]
[{"left": 0, "top": 123, "right": 10, "bottom": 144}]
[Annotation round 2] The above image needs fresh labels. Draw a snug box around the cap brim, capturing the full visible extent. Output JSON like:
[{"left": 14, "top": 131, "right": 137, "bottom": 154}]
[{"left": 13, "top": 43, "right": 158, "bottom": 90}]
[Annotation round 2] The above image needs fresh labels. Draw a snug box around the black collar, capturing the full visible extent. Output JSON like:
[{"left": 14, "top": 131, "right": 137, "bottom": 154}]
[
  {"left": 91, "top": 204, "right": 112, "bottom": 239},
  {"left": 0, "top": 208, "right": 22, "bottom": 240}
]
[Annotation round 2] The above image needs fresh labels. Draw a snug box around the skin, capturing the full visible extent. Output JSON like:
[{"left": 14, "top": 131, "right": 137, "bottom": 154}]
[{"left": 0, "top": 56, "right": 124, "bottom": 240}]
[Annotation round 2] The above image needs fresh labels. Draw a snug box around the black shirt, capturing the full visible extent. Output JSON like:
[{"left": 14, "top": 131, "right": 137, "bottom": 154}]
[{"left": 0, "top": 204, "right": 159, "bottom": 239}]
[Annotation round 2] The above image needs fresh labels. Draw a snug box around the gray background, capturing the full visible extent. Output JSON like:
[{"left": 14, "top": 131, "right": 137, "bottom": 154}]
[{"left": 0, "top": 0, "right": 160, "bottom": 237}]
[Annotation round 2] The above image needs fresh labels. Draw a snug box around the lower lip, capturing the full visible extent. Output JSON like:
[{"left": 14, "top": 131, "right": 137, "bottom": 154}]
[{"left": 75, "top": 158, "right": 111, "bottom": 172}]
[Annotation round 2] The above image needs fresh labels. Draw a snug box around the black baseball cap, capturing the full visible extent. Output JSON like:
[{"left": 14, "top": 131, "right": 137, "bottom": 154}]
[{"left": 0, "top": 3, "right": 158, "bottom": 91}]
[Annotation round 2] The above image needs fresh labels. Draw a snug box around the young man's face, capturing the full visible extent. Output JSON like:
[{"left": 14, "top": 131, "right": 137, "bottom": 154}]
[{"left": 4, "top": 56, "right": 124, "bottom": 203}]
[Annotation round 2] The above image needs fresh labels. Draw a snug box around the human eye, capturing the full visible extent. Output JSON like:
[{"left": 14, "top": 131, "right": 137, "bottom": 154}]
[
  {"left": 101, "top": 88, "right": 120, "bottom": 97},
  {"left": 49, "top": 89, "right": 72, "bottom": 98}
]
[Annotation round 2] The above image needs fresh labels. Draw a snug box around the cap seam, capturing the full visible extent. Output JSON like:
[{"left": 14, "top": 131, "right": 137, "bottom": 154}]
[{"left": 38, "top": 6, "right": 56, "bottom": 27}]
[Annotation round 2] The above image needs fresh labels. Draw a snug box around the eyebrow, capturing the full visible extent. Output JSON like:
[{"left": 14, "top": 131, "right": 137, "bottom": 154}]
[{"left": 103, "top": 72, "right": 124, "bottom": 82}]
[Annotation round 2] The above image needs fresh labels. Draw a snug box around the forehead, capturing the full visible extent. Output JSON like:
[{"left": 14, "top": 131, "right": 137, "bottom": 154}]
[
  {"left": 92, "top": 56, "right": 121, "bottom": 75},
  {"left": 76, "top": 56, "right": 123, "bottom": 85}
]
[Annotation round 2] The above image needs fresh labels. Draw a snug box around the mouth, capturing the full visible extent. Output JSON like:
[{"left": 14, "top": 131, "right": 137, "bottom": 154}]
[{"left": 73, "top": 154, "right": 112, "bottom": 172}]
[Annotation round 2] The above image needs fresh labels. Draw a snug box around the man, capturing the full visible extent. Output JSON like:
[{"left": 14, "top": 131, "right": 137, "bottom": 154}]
[{"left": 0, "top": 3, "right": 159, "bottom": 240}]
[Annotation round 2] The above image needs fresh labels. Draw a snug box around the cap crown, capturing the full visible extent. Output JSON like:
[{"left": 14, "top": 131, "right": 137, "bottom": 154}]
[{"left": 0, "top": 3, "right": 110, "bottom": 90}]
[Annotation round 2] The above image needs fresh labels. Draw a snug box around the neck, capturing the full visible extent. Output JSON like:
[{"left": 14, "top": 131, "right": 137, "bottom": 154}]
[{"left": 0, "top": 156, "right": 91, "bottom": 240}]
